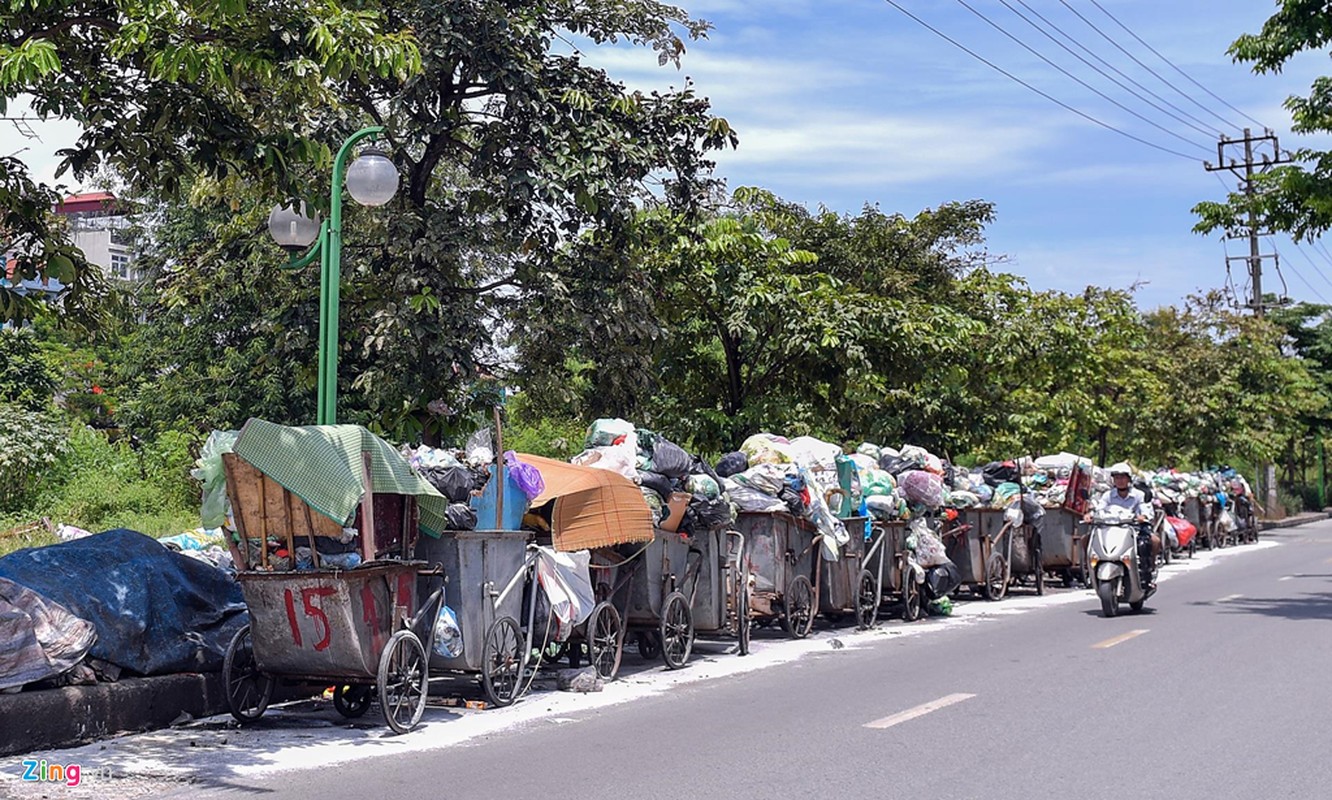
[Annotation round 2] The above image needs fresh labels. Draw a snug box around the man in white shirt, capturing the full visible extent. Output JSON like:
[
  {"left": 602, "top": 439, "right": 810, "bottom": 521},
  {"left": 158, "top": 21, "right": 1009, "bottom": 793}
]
[{"left": 1087, "top": 463, "right": 1155, "bottom": 591}]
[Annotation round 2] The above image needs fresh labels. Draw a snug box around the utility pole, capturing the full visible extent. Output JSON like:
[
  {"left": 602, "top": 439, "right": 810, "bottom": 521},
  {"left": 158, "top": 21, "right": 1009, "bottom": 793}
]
[
  {"left": 1204, "top": 128, "right": 1291, "bottom": 316},
  {"left": 1205, "top": 128, "right": 1292, "bottom": 515}
]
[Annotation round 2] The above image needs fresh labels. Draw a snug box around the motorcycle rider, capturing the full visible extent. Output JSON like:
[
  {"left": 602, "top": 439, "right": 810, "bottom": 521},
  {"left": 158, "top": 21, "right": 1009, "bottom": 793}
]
[{"left": 1085, "top": 462, "right": 1155, "bottom": 592}]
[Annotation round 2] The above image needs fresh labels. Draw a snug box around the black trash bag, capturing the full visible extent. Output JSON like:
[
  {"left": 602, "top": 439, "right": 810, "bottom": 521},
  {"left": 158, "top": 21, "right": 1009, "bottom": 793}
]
[
  {"left": 778, "top": 486, "right": 807, "bottom": 516},
  {"left": 1018, "top": 494, "right": 1046, "bottom": 522},
  {"left": 684, "top": 495, "right": 734, "bottom": 533},
  {"left": 879, "top": 454, "right": 915, "bottom": 476},
  {"left": 1133, "top": 479, "right": 1154, "bottom": 504},
  {"left": 924, "top": 562, "right": 961, "bottom": 599},
  {"left": 691, "top": 456, "right": 723, "bottom": 488},
  {"left": 422, "top": 465, "right": 477, "bottom": 503},
  {"left": 982, "top": 461, "right": 1020, "bottom": 487},
  {"left": 715, "top": 451, "right": 749, "bottom": 478},
  {"left": 445, "top": 503, "right": 478, "bottom": 531},
  {"left": 637, "top": 470, "right": 676, "bottom": 502},
  {"left": 652, "top": 439, "right": 694, "bottom": 478}
]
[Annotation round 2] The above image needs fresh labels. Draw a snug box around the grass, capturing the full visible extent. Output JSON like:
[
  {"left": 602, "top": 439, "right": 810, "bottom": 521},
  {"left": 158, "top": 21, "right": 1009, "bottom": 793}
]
[{"left": 0, "top": 425, "right": 201, "bottom": 558}]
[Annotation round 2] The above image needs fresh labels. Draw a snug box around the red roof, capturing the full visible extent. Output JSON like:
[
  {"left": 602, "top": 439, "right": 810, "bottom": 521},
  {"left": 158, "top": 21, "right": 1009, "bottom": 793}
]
[{"left": 55, "top": 192, "right": 126, "bottom": 215}]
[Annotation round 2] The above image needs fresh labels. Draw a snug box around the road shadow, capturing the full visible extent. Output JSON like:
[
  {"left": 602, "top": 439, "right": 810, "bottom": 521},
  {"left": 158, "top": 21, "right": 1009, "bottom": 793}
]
[{"left": 1198, "top": 592, "right": 1332, "bottom": 621}]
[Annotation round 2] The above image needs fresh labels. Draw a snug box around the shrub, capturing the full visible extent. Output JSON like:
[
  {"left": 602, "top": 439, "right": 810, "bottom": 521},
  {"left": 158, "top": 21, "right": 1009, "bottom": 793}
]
[{"left": 0, "top": 403, "right": 68, "bottom": 512}]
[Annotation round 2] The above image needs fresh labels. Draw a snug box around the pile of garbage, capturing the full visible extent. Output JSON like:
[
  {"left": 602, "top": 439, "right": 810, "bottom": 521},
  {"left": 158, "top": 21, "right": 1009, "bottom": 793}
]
[
  {"left": 572, "top": 418, "right": 734, "bottom": 536},
  {"left": 402, "top": 441, "right": 495, "bottom": 532}
]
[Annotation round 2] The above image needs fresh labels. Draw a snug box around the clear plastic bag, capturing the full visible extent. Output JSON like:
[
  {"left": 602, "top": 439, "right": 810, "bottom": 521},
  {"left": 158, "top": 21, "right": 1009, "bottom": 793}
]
[{"left": 191, "top": 430, "right": 239, "bottom": 529}]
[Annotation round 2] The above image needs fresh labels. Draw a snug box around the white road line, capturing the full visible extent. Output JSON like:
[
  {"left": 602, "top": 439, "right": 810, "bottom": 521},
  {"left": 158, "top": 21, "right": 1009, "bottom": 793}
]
[
  {"left": 1092, "top": 629, "right": 1149, "bottom": 649},
  {"left": 1279, "top": 575, "right": 1296, "bottom": 581},
  {"left": 864, "top": 693, "right": 976, "bottom": 730},
  {"left": 1217, "top": 594, "right": 1244, "bottom": 603}
]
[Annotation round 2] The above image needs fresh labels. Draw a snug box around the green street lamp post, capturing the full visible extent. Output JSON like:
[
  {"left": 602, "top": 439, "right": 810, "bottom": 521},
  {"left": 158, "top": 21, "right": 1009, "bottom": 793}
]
[{"left": 267, "top": 126, "right": 400, "bottom": 425}]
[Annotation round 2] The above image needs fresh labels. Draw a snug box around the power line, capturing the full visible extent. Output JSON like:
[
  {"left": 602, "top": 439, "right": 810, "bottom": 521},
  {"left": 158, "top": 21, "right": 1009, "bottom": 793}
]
[
  {"left": 953, "top": 0, "right": 1212, "bottom": 156},
  {"left": 1267, "top": 237, "right": 1328, "bottom": 303},
  {"left": 1086, "top": 0, "right": 1267, "bottom": 131},
  {"left": 1057, "top": 0, "right": 1244, "bottom": 134},
  {"left": 1286, "top": 239, "right": 1332, "bottom": 294},
  {"left": 1010, "top": 0, "right": 1224, "bottom": 137},
  {"left": 880, "top": 0, "right": 1202, "bottom": 161}
]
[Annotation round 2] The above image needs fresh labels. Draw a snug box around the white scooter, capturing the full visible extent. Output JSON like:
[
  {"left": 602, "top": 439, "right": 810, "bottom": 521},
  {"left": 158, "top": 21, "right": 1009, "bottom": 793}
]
[{"left": 1087, "top": 508, "right": 1157, "bottom": 617}]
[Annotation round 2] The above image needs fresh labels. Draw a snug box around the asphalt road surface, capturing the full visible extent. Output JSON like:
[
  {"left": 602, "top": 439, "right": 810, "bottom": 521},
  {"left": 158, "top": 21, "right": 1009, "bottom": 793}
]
[{"left": 92, "top": 522, "right": 1332, "bottom": 799}]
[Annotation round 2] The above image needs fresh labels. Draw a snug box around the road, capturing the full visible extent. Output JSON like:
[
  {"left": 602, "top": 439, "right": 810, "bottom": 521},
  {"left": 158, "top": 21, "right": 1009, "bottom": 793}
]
[{"left": 10, "top": 521, "right": 1332, "bottom": 800}]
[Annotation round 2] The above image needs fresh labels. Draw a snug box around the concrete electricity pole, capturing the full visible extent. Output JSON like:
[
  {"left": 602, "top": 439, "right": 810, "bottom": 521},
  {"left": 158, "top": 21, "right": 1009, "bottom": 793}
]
[{"left": 1204, "top": 128, "right": 1292, "bottom": 515}]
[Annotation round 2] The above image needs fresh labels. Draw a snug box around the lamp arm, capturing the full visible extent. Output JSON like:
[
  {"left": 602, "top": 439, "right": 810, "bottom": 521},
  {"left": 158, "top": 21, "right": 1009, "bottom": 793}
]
[{"left": 280, "top": 223, "right": 326, "bottom": 271}]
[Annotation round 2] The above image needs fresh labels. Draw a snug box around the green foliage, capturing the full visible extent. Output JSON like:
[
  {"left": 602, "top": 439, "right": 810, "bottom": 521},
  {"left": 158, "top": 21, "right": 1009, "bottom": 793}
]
[
  {"left": 2, "top": 424, "right": 199, "bottom": 536},
  {"left": 502, "top": 393, "right": 585, "bottom": 461},
  {"left": 0, "top": 402, "right": 67, "bottom": 511},
  {"left": 1194, "top": 2, "right": 1332, "bottom": 241},
  {"left": 0, "top": 328, "right": 56, "bottom": 410},
  {"left": 1, "top": 0, "right": 422, "bottom": 325}
]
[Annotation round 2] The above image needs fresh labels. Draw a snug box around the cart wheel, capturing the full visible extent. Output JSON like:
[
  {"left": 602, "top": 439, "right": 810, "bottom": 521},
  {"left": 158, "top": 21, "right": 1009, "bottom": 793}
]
[
  {"left": 781, "top": 575, "right": 815, "bottom": 639},
  {"left": 223, "top": 624, "right": 273, "bottom": 724},
  {"left": 482, "top": 616, "right": 525, "bottom": 708},
  {"left": 1034, "top": 566, "right": 1046, "bottom": 597},
  {"left": 660, "top": 591, "right": 694, "bottom": 670},
  {"left": 378, "top": 630, "right": 428, "bottom": 735},
  {"left": 587, "top": 601, "right": 623, "bottom": 681},
  {"left": 1033, "top": 540, "right": 1045, "bottom": 596},
  {"left": 736, "top": 566, "right": 752, "bottom": 656},
  {"left": 983, "top": 553, "right": 1009, "bottom": 601},
  {"left": 855, "top": 569, "right": 878, "bottom": 630},
  {"left": 901, "top": 572, "right": 923, "bottom": 622},
  {"left": 333, "top": 684, "right": 373, "bottom": 719},
  {"left": 1207, "top": 532, "right": 1217, "bottom": 551},
  {"left": 637, "top": 632, "right": 661, "bottom": 661}
]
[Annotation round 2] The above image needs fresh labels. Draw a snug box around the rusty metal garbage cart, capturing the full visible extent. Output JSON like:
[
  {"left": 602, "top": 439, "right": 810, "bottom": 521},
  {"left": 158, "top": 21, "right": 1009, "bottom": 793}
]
[
  {"left": 861, "top": 520, "right": 923, "bottom": 625},
  {"left": 522, "top": 454, "right": 659, "bottom": 679},
  {"left": 734, "top": 511, "right": 821, "bottom": 639},
  {"left": 675, "top": 526, "right": 752, "bottom": 655},
  {"left": 816, "top": 515, "right": 871, "bottom": 626},
  {"left": 414, "top": 529, "right": 551, "bottom": 708},
  {"left": 1039, "top": 508, "right": 1090, "bottom": 588},
  {"left": 218, "top": 421, "right": 452, "bottom": 734},
  {"left": 946, "top": 509, "right": 1013, "bottom": 601}
]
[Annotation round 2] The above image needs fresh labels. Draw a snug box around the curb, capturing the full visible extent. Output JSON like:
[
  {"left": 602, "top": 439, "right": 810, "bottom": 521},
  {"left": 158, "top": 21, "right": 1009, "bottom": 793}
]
[
  {"left": 1260, "top": 511, "right": 1332, "bottom": 531},
  {"left": 0, "top": 673, "right": 226, "bottom": 757}
]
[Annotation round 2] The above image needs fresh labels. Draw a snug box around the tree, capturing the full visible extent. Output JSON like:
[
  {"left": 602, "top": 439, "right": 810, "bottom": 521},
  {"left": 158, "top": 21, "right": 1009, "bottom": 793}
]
[
  {"left": 1, "top": 0, "right": 422, "bottom": 324},
  {"left": 111, "top": 0, "right": 734, "bottom": 442},
  {"left": 1193, "top": 1, "right": 1332, "bottom": 240}
]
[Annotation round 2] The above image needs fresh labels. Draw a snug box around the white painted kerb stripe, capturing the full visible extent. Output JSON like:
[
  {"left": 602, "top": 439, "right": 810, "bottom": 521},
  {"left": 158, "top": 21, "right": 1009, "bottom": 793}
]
[
  {"left": 1217, "top": 594, "right": 1244, "bottom": 603},
  {"left": 864, "top": 693, "right": 976, "bottom": 730},
  {"left": 1092, "top": 629, "right": 1149, "bottom": 649}
]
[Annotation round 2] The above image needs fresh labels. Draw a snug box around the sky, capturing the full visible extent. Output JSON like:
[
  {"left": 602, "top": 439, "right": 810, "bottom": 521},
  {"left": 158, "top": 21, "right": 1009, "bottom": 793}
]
[{"left": 7, "top": 0, "right": 1332, "bottom": 310}]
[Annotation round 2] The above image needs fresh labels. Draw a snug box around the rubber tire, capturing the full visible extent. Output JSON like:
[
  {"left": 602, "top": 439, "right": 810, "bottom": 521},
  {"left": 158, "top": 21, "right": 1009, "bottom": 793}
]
[
  {"left": 333, "top": 684, "right": 373, "bottom": 719},
  {"left": 586, "top": 601, "right": 623, "bottom": 681},
  {"left": 901, "top": 571, "right": 923, "bottom": 622},
  {"left": 481, "top": 616, "right": 524, "bottom": 708},
  {"left": 377, "top": 630, "right": 428, "bottom": 735},
  {"left": 1129, "top": 600, "right": 1145, "bottom": 613},
  {"left": 855, "top": 569, "right": 879, "bottom": 630},
  {"left": 637, "top": 632, "right": 661, "bottom": 662},
  {"left": 983, "top": 553, "right": 1009, "bottom": 602},
  {"left": 659, "top": 591, "right": 694, "bottom": 670},
  {"left": 780, "top": 574, "right": 815, "bottom": 639},
  {"left": 223, "top": 624, "right": 273, "bottom": 724},
  {"left": 1097, "top": 579, "right": 1120, "bottom": 618}
]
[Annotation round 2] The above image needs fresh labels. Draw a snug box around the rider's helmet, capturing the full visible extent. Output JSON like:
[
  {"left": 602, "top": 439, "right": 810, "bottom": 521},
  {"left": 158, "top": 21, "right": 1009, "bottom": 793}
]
[{"left": 1108, "top": 462, "right": 1132, "bottom": 478}]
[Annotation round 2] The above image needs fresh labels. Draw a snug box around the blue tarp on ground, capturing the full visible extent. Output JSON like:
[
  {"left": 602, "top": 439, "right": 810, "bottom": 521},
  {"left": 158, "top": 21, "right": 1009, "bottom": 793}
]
[{"left": 0, "top": 530, "right": 247, "bottom": 676}]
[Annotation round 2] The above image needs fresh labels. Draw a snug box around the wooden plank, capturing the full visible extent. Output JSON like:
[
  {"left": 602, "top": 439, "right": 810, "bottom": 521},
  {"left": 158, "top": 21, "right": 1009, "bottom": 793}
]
[
  {"left": 222, "top": 454, "right": 260, "bottom": 570},
  {"left": 360, "top": 452, "right": 376, "bottom": 565}
]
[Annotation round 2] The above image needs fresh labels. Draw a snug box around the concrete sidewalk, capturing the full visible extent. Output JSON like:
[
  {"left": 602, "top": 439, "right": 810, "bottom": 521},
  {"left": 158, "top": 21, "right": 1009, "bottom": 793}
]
[{"left": 1261, "top": 511, "right": 1331, "bottom": 531}]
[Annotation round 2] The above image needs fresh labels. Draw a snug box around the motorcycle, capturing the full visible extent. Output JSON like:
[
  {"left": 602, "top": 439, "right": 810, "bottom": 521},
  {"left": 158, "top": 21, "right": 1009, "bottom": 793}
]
[{"left": 1087, "top": 507, "right": 1157, "bottom": 618}]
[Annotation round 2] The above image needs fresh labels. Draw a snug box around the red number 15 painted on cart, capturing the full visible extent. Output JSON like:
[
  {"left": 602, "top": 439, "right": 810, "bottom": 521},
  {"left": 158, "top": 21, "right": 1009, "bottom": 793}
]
[{"left": 283, "top": 587, "right": 338, "bottom": 651}]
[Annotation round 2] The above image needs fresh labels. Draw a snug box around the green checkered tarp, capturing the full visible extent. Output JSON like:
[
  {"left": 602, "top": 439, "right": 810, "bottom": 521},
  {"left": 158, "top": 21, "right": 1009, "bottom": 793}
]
[{"left": 233, "top": 419, "right": 448, "bottom": 537}]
